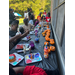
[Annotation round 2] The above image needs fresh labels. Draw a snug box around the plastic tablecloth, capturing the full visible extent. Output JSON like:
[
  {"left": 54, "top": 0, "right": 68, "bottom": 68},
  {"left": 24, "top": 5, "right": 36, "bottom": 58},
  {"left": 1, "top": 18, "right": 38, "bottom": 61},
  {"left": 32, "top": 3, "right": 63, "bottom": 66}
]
[{"left": 9, "top": 24, "right": 60, "bottom": 75}]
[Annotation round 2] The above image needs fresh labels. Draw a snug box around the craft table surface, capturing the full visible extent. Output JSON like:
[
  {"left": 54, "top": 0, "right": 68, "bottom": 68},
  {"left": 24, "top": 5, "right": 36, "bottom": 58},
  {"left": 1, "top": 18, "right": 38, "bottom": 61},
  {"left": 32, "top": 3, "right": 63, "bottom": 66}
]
[{"left": 9, "top": 24, "right": 60, "bottom": 75}]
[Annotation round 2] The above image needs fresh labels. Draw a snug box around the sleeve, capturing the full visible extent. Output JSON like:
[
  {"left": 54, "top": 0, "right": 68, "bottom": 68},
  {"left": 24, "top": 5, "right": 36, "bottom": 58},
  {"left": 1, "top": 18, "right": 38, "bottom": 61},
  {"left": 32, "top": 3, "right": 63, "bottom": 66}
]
[{"left": 23, "top": 66, "right": 47, "bottom": 75}]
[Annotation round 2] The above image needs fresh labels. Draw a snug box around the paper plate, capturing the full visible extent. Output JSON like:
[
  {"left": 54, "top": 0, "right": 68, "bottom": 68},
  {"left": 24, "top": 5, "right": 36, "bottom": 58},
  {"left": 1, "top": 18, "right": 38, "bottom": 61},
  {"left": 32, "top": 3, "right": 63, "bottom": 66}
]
[{"left": 9, "top": 53, "right": 24, "bottom": 66}]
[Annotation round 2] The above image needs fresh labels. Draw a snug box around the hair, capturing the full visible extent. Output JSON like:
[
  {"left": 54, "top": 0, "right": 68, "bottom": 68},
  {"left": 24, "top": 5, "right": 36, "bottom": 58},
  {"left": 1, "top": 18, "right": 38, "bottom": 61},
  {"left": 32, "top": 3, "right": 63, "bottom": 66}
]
[
  {"left": 30, "top": 15, "right": 34, "bottom": 20},
  {"left": 15, "top": 20, "right": 19, "bottom": 25},
  {"left": 42, "top": 15, "right": 45, "bottom": 20},
  {"left": 48, "top": 12, "right": 50, "bottom": 17},
  {"left": 30, "top": 8, "right": 32, "bottom": 11},
  {"left": 11, "top": 20, "right": 19, "bottom": 26},
  {"left": 27, "top": 8, "right": 30, "bottom": 12},
  {"left": 23, "top": 19, "right": 28, "bottom": 26},
  {"left": 19, "top": 27, "right": 24, "bottom": 34}
]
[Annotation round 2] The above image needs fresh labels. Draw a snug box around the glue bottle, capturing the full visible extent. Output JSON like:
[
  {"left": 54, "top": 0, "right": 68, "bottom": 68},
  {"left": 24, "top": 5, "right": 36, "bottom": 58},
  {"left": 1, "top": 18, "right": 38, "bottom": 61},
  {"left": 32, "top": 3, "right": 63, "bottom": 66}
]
[{"left": 23, "top": 45, "right": 26, "bottom": 54}]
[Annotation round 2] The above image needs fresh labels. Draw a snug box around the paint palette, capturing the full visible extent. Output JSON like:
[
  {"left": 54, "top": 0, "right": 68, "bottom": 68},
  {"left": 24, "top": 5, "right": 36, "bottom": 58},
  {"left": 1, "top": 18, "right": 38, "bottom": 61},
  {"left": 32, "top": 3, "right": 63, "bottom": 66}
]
[
  {"left": 9, "top": 53, "right": 24, "bottom": 66},
  {"left": 15, "top": 44, "right": 31, "bottom": 51},
  {"left": 25, "top": 52, "right": 42, "bottom": 64}
]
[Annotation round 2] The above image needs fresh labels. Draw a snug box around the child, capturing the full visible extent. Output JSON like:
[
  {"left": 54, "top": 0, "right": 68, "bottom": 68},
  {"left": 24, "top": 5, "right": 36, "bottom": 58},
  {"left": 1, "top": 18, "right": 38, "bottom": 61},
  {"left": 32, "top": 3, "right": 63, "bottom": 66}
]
[
  {"left": 42, "top": 15, "right": 46, "bottom": 22},
  {"left": 46, "top": 12, "right": 51, "bottom": 22},
  {"left": 34, "top": 19, "right": 39, "bottom": 26},
  {"left": 22, "top": 19, "right": 34, "bottom": 31},
  {"left": 37, "top": 12, "right": 42, "bottom": 22},
  {"left": 43, "top": 10, "right": 47, "bottom": 17},
  {"left": 28, "top": 15, "right": 34, "bottom": 25},
  {"left": 9, "top": 20, "right": 19, "bottom": 37}
]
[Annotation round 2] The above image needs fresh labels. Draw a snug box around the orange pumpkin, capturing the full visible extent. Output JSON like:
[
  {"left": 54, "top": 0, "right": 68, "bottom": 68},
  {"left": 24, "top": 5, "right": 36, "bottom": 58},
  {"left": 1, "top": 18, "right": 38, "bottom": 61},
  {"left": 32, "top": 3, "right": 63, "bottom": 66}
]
[
  {"left": 45, "top": 37, "right": 50, "bottom": 41},
  {"left": 44, "top": 42, "right": 49, "bottom": 45},
  {"left": 42, "top": 32, "right": 45, "bottom": 34},
  {"left": 44, "top": 30, "right": 47, "bottom": 33},
  {"left": 47, "top": 25, "right": 49, "bottom": 28},
  {"left": 50, "top": 46, "right": 55, "bottom": 51},
  {"left": 48, "top": 49, "right": 51, "bottom": 53},
  {"left": 50, "top": 39, "right": 55, "bottom": 44},
  {"left": 46, "top": 33, "right": 50, "bottom": 36},
  {"left": 42, "top": 34, "right": 45, "bottom": 36}
]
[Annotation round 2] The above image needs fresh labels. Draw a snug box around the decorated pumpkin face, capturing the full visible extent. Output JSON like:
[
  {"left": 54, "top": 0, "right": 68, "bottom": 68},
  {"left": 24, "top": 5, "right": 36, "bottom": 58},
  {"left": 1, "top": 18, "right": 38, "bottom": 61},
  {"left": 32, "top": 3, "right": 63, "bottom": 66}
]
[{"left": 50, "top": 46, "right": 55, "bottom": 51}]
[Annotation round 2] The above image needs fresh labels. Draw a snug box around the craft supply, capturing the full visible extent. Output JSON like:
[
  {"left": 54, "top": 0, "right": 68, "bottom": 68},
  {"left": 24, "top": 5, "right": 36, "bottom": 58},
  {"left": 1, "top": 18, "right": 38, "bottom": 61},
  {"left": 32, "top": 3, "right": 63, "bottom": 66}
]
[
  {"left": 29, "top": 46, "right": 31, "bottom": 53},
  {"left": 25, "top": 52, "right": 42, "bottom": 64},
  {"left": 29, "top": 53, "right": 34, "bottom": 59},
  {"left": 9, "top": 54, "right": 16, "bottom": 62},
  {"left": 44, "top": 42, "right": 49, "bottom": 45},
  {"left": 9, "top": 53, "right": 24, "bottom": 66},
  {"left": 29, "top": 41, "right": 35, "bottom": 49},
  {"left": 23, "top": 45, "right": 26, "bottom": 54},
  {"left": 35, "top": 38, "right": 39, "bottom": 43},
  {"left": 17, "top": 50, "right": 23, "bottom": 53}
]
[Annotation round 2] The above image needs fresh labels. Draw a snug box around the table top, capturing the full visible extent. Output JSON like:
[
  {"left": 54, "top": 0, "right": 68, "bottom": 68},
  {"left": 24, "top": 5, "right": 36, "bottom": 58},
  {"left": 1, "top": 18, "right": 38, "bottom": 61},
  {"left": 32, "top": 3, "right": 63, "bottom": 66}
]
[{"left": 9, "top": 24, "right": 58, "bottom": 71}]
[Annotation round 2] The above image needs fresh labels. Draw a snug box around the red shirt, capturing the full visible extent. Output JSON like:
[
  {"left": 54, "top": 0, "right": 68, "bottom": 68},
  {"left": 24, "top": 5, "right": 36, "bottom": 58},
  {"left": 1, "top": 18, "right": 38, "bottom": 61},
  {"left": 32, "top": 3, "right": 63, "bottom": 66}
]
[
  {"left": 46, "top": 16, "right": 51, "bottom": 22},
  {"left": 23, "top": 66, "right": 47, "bottom": 75},
  {"left": 43, "top": 12, "right": 47, "bottom": 16}
]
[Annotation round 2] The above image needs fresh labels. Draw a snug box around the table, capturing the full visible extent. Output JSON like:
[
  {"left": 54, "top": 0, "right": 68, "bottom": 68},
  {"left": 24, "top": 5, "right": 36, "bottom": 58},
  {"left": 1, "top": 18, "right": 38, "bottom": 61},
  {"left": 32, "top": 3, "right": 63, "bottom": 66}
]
[{"left": 9, "top": 24, "right": 60, "bottom": 75}]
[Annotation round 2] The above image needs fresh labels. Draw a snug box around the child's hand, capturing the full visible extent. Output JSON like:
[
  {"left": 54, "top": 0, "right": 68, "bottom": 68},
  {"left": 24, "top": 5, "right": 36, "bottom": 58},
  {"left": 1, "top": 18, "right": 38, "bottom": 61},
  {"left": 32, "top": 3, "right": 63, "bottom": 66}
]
[{"left": 26, "top": 30, "right": 29, "bottom": 34}]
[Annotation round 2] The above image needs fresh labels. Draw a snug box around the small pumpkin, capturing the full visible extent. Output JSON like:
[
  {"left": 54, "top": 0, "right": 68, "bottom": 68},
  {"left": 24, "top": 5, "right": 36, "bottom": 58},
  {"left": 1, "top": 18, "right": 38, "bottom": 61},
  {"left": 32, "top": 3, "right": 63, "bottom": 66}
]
[
  {"left": 47, "top": 25, "right": 49, "bottom": 28},
  {"left": 48, "top": 49, "right": 51, "bottom": 53},
  {"left": 44, "top": 30, "right": 47, "bottom": 33},
  {"left": 42, "top": 32, "right": 45, "bottom": 34},
  {"left": 44, "top": 42, "right": 49, "bottom": 45},
  {"left": 50, "top": 39, "right": 55, "bottom": 44},
  {"left": 45, "top": 37, "right": 50, "bottom": 41},
  {"left": 42, "top": 34, "right": 45, "bottom": 36},
  {"left": 50, "top": 46, "right": 55, "bottom": 51}
]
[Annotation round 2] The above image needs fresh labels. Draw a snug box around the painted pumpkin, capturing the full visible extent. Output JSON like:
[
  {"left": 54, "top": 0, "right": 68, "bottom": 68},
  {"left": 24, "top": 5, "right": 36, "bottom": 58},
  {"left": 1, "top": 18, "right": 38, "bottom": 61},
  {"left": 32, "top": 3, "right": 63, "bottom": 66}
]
[{"left": 50, "top": 46, "right": 55, "bottom": 51}]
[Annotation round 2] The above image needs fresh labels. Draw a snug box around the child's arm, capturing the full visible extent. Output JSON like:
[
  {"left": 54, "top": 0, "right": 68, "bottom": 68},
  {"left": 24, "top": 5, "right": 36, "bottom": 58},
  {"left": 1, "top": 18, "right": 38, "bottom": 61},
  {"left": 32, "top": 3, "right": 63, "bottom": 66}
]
[
  {"left": 9, "top": 34, "right": 21, "bottom": 43},
  {"left": 13, "top": 67, "right": 25, "bottom": 74},
  {"left": 28, "top": 23, "right": 34, "bottom": 27},
  {"left": 20, "top": 30, "right": 29, "bottom": 38}
]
